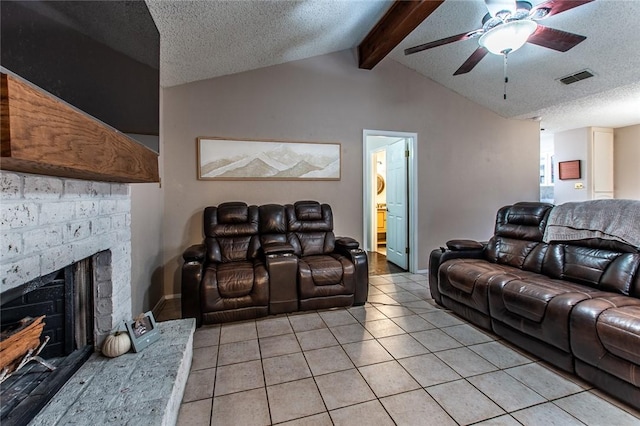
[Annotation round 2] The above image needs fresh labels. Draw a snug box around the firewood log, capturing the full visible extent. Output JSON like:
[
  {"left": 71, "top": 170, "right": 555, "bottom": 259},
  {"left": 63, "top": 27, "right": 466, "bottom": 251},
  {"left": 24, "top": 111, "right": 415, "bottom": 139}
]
[{"left": 0, "top": 316, "right": 46, "bottom": 371}]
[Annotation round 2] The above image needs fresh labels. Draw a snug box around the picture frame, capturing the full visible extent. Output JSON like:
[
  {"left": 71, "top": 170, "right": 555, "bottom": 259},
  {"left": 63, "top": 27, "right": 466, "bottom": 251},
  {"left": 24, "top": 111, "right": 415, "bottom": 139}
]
[
  {"left": 124, "top": 311, "right": 160, "bottom": 352},
  {"left": 197, "top": 137, "right": 341, "bottom": 180},
  {"left": 558, "top": 160, "right": 581, "bottom": 180}
]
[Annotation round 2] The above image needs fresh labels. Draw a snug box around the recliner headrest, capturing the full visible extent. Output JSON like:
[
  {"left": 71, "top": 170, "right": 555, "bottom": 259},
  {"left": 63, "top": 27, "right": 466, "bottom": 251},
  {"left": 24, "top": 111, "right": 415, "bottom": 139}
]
[
  {"left": 204, "top": 202, "right": 259, "bottom": 238},
  {"left": 294, "top": 201, "right": 323, "bottom": 220},
  {"left": 218, "top": 202, "right": 249, "bottom": 223},
  {"left": 506, "top": 202, "right": 553, "bottom": 226},
  {"left": 495, "top": 202, "right": 553, "bottom": 241}
]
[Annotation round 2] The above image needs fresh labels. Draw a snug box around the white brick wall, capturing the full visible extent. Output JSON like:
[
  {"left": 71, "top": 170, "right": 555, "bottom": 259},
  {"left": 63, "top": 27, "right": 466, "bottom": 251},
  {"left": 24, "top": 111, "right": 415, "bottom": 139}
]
[{"left": 0, "top": 171, "right": 132, "bottom": 342}]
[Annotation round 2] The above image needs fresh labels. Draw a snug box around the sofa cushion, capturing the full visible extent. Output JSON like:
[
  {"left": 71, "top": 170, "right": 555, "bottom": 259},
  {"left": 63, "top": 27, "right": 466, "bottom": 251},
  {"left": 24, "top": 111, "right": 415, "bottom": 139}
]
[
  {"left": 489, "top": 273, "right": 610, "bottom": 351},
  {"left": 597, "top": 306, "right": 640, "bottom": 366},
  {"left": 486, "top": 238, "right": 547, "bottom": 271},
  {"left": 501, "top": 277, "right": 579, "bottom": 323},
  {"left": 570, "top": 296, "right": 640, "bottom": 388},
  {"left": 543, "top": 244, "right": 640, "bottom": 296},
  {"left": 438, "top": 259, "right": 512, "bottom": 316}
]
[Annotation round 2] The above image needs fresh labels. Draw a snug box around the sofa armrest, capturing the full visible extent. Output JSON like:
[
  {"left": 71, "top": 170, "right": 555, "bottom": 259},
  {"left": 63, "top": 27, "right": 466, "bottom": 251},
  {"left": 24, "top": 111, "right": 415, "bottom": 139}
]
[
  {"left": 429, "top": 246, "right": 485, "bottom": 305},
  {"left": 183, "top": 244, "right": 206, "bottom": 262}
]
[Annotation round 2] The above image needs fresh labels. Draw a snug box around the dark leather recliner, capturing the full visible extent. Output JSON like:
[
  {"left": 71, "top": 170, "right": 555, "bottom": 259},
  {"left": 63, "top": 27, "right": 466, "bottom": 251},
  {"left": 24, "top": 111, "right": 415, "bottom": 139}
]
[
  {"left": 182, "top": 200, "right": 368, "bottom": 326},
  {"left": 285, "top": 201, "right": 366, "bottom": 311},
  {"left": 182, "top": 202, "right": 269, "bottom": 325}
]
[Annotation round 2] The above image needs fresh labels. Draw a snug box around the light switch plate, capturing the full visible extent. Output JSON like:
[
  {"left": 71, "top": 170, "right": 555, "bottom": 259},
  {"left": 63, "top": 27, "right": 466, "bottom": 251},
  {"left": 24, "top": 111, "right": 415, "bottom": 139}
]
[{"left": 574, "top": 182, "right": 584, "bottom": 189}]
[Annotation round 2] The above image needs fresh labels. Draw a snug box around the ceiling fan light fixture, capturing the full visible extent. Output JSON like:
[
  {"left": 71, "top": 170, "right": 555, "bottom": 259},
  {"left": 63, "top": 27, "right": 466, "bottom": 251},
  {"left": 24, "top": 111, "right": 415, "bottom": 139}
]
[
  {"left": 485, "top": 0, "right": 517, "bottom": 18},
  {"left": 479, "top": 20, "right": 537, "bottom": 55}
]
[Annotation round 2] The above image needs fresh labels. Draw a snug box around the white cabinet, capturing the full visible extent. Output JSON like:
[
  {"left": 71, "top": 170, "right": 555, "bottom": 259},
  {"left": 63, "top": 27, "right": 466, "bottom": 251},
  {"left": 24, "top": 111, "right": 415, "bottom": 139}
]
[{"left": 590, "top": 128, "right": 614, "bottom": 199}]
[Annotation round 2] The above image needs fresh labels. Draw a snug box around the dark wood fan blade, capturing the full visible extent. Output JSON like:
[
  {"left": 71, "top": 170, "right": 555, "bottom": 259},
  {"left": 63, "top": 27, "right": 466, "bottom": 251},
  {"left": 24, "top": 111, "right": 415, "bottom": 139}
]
[
  {"left": 527, "top": 25, "right": 586, "bottom": 52},
  {"left": 453, "top": 47, "right": 489, "bottom": 75},
  {"left": 404, "top": 31, "right": 477, "bottom": 55},
  {"left": 531, "top": 0, "right": 594, "bottom": 19}
]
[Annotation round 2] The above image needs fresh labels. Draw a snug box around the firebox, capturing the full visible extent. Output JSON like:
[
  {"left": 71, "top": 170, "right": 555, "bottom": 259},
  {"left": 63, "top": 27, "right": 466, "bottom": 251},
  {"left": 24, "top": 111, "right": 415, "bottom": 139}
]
[{"left": 0, "top": 257, "right": 94, "bottom": 426}]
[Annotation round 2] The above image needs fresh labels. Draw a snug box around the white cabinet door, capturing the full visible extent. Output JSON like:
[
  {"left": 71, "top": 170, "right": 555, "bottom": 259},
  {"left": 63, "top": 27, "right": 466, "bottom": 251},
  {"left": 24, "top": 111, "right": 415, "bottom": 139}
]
[{"left": 591, "top": 129, "right": 614, "bottom": 198}]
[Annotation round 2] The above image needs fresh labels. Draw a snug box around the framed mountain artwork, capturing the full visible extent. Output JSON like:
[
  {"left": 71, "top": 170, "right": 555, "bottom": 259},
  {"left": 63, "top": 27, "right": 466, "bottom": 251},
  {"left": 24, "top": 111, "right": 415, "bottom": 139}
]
[{"left": 197, "top": 137, "right": 341, "bottom": 180}]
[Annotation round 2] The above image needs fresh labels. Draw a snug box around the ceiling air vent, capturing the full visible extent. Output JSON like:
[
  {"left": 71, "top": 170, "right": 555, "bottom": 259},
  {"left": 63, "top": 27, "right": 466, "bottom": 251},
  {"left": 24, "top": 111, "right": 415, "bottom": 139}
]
[{"left": 558, "top": 69, "right": 595, "bottom": 85}]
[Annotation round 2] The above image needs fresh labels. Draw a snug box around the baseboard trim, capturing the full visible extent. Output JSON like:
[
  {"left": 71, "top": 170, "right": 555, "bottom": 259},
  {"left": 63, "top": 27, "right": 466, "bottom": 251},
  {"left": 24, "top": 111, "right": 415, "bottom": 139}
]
[{"left": 152, "top": 293, "right": 181, "bottom": 316}]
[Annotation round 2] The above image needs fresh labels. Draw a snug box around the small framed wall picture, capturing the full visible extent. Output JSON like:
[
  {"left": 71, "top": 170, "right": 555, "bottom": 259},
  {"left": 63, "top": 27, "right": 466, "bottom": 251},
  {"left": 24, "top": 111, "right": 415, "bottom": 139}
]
[
  {"left": 125, "top": 311, "right": 161, "bottom": 352},
  {"left": 558, "top": 160, "right": 581, "bottom": 180}
]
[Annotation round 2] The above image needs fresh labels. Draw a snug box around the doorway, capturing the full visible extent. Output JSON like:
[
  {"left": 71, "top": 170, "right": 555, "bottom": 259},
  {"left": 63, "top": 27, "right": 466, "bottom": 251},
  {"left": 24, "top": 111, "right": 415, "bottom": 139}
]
[{"left": 363, "top": 130, "right": 418, "bottom": 272}]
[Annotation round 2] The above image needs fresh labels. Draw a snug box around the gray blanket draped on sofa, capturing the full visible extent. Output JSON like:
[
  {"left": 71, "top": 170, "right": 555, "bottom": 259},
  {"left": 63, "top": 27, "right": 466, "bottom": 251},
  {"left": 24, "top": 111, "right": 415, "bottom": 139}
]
[{"left": 543, "top": 199, "right": 640, "bottom": 248}]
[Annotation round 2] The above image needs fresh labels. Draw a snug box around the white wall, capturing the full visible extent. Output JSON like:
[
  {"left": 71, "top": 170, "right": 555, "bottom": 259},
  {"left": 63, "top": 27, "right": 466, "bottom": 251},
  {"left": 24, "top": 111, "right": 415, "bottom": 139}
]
[
  {"left": 160, "top": 50, "right": 540, "bottom": 295},
  {"left": 614, "top": 124, "right": 640, "bottom": 199},
  {"left": 553, "top": 128, "right": 590, "bottom": 204}
]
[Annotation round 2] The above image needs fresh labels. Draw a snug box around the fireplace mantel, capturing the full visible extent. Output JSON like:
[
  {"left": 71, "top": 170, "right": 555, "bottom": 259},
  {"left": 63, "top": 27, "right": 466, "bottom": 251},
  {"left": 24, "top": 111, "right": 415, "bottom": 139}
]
[{"left": 0, "top": 73, "right": 159, "bottom": 183}]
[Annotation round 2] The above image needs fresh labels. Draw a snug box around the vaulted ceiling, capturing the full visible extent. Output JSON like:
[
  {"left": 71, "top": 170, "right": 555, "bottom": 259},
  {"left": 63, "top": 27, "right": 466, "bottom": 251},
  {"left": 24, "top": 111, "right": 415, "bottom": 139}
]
[{"left": 147, "top": 0, "right": 640, "bottom": 134}]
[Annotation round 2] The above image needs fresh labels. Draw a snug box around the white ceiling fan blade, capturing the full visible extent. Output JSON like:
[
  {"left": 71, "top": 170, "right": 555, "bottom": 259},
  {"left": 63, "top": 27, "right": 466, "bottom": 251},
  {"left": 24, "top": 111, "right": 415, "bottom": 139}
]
[{"left": 484, "top": 0, "right": 517, "bottom": 17}]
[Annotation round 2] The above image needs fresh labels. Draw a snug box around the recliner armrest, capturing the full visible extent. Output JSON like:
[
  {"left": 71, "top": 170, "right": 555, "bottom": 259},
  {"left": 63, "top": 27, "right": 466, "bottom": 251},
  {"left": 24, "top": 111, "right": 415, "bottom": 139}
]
[
  {"left": 263, "top": 242, "right": 295, "bottom": 256},
  {"left": 335, "top": 237, "right": 360, "bottom": 250},
  {"left": 334, "top": 237, "right": 368, "bottom": 306},
  {"left": 446, "top": 239, "right": 484, "bottom": 251},
  {"left": 183, "top": 244, "right": 206, "bottom": 262}
]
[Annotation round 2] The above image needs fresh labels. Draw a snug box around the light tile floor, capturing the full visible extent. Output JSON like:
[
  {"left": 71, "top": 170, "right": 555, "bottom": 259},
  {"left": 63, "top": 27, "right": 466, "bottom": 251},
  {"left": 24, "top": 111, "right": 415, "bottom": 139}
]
[{"left": 167, "top": 272, "right": 640, "bottom": 425}]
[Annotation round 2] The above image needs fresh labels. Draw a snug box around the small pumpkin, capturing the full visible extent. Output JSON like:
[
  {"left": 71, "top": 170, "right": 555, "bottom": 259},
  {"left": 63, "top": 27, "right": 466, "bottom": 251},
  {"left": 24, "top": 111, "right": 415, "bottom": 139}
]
[{"left": 102, "top": 331, "right": 131, "bottom": 358}]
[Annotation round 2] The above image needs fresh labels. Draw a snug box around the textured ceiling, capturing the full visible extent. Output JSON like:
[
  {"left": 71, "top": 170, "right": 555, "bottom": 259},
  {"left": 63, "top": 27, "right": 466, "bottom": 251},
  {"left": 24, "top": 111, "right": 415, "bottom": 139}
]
[
  {"left": 147, "top": 0, "right": 640, "bottom": 134},
  {"left": 146, "top": 0, "right": 392, "bottom": 87}
]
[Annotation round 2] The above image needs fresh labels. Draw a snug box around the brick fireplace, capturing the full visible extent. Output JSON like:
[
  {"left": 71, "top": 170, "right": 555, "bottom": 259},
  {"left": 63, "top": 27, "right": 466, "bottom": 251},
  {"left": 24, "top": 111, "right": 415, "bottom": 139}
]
[{"left": 0, "top": 171, "right": 132, "bottom": 345}]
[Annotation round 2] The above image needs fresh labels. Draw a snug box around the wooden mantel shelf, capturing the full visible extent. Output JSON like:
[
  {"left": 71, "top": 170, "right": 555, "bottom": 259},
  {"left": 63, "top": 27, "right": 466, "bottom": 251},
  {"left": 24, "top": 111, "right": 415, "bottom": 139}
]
[{"left": 1, "top": 73, "right": 159, "bottom": 183}]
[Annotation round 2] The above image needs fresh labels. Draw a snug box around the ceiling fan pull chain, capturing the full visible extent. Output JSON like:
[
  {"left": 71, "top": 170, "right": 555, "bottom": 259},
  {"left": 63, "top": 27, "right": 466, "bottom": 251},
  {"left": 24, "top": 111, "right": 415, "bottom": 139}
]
[{"left": 503, "top": 49, "right": 510, "bottom": 100}]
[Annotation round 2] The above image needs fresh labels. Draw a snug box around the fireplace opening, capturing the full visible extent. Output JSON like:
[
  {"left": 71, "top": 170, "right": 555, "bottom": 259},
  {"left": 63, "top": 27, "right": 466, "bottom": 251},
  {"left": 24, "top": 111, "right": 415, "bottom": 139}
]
[{"left": 0, "top": 257, "right": 95, "bottom": 426}]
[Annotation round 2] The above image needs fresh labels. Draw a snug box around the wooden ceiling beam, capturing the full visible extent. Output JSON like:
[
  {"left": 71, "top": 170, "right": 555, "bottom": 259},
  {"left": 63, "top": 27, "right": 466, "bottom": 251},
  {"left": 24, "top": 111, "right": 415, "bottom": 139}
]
[{"left": 358, "top": 0, "right": 445, "bottom": 70}]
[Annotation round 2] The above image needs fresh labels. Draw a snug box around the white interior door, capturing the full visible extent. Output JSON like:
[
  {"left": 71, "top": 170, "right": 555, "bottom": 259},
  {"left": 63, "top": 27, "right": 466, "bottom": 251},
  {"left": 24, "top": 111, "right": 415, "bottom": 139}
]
[{"left": 385, "top": 139, "right": 408, "bottom": 269}]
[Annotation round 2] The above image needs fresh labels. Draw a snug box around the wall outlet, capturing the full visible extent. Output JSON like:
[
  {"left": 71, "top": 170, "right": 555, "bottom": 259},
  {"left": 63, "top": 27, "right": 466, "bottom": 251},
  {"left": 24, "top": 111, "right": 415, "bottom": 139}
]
[{"left": 574, "top": 182, "right": 584, "bottom": 189}]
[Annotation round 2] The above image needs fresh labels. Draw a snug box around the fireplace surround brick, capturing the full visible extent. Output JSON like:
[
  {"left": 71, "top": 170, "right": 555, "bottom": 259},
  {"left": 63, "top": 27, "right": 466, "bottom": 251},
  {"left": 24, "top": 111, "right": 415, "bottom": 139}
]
[{"left": 1, "top": 171, "right": 132, "bottom": 344}]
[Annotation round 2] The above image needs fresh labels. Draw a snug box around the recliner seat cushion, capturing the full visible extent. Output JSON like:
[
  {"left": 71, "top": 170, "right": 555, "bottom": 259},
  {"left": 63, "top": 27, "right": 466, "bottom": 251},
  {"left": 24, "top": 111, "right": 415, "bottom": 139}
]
[
  {"left": 216, "top": 261, "right": 255, "bottom": 298},
  {"left": 298, "top": 254, "right": 356, "bottom": 299},
  {"left": 201, "top": 260, "right": 269, "bottom": 312},
  {"left": 302, "top": 255, "right": 343, "bottom": 286}
]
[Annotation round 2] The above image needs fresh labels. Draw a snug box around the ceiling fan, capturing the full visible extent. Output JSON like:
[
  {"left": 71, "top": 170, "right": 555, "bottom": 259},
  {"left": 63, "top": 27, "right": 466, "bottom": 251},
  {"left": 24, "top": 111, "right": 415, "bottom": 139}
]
[{"left": 405, "top": 0, "right": 594, "bottom": 77}]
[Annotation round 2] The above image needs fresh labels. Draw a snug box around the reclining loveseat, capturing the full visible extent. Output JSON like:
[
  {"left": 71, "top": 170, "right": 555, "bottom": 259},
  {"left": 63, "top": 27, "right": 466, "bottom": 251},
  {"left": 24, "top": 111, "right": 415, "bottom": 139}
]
[
  {"left": 181, "top": 200, "right": 368, "bottom": 326},
  {"left": 429, "top": 200, "right": 640, "bottom": 409}
]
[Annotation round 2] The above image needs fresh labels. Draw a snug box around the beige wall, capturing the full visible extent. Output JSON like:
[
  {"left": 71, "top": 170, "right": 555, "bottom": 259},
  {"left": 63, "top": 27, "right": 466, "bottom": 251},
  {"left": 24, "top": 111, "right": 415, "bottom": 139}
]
[
  {"left": 614, "top": 124, "right": 640, "bottom": 200},
  {"left": 161, "top": 50, "right": 540, "bottom": 295},
  {"left": 553, "top": 128, "right": 590, "bottom": 204},
  {"left": 129, "top": 120, "right": 165, "bottom": 314},
  {"left": 131, "top": 182, "right": 164, "bottom": 313}
]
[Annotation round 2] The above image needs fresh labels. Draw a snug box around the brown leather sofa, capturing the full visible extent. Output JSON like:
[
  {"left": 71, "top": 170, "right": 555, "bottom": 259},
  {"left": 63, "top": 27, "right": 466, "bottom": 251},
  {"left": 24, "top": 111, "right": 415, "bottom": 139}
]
[
  {"left": 182, "top": 201, "right": 368, "bottom": 326},
  {"left": 429, "top": 202, "right": 640, "bottom": 409}
]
